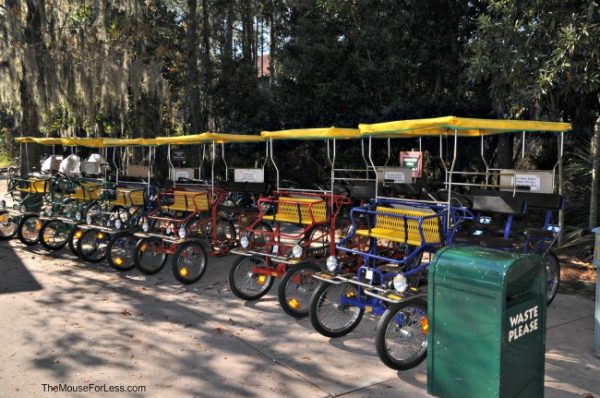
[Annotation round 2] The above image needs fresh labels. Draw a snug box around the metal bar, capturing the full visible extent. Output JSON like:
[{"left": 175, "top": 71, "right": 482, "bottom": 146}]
[
  {"left": 481, "top": 136, "right": 490, "bottom": 184},
  {"left": 367, "top": 135, "right": 379, "bottom": 200},
  {"left": 383, "top": 137, "right": 391, "bottom": 167},
  {"left": 447, "top": 130, "right": 458, "bottom": 230},
  {"left": 269, "top": 138, "right": 280, "bottom": 192},
  {"left": 211, "top": 142, "right": 215, "bottom": 194},
  {"left": 221, "top": 143, "right": 228, "bottom": 182}
]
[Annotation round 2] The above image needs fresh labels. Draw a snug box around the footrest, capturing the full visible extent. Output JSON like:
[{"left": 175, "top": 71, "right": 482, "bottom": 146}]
[{"left": 524, "top": 228, "right": 554, "bottom": 240}]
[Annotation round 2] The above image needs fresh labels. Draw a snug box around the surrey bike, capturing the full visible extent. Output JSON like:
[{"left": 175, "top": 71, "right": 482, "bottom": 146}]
[
  {"left": 310, "top": 118, "right": 474, "bottom": 370},
  {"left": 230, "top": 127, "right": 364, "bottom": 318}
]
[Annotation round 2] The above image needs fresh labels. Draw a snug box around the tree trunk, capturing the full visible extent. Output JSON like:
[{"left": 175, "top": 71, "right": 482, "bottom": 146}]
[
  {"left": 495, "top": 135, "right": 514, "bottom": 169},
  {"left": 201, "top": 0, "right": 212, "bottom": 130},
  {"left": 224, "top": 0, "right": 235, "bottom": 62},
  {"left": 589, "top": 114, "right": 600, "bottom": 229},
  {"left": 240, "top": 1, "right": 254, "bottom": 66},
  {"left": 19, "top": 0, "right": 45, "bottom": 174},
  {"left": 269, "top": 12, "right": 275, "bottom": 85},
  {"left": 185, "top": 0, "right": 201, "bottom": 134}
]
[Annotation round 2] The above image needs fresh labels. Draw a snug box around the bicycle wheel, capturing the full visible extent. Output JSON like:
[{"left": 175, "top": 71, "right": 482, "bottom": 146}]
[
  {"left": 309, "top": 281, "right": 364, "bottom": 338},
  {"left": 303, "top": 224, "right": 331, "bottom": 259},
  {"left": 277, "top": 262, "right": 321, "bottom": 318},
  {"left": 134, "top": 237, "right": 168, "bottom": 275},
  {"left": 228, "top": 256, "right": 274, "bottom": 300},
  {"left": 39, "top": 219, "right": 71, "bottom": 250},
  {"left": 76, "top": 228, "right": 110, "bottom": 263},
  {"left": 17, "top": 214, "right": 42, "bottom": 246},
  {"left": 106, "top": 231, "right": 138, "bottom": 271},
  {"left": 0, "top": 211, "right": 19, "bottom": 239},
  {"left": 375, "top": 298, "right": 428, "bottom": 370},
  {"left": 172, "top": 240, "right": 208, "bottom": 284},
  {"left": 67, "top": 226, "right": 83, "bottom": 256},
  {"left": 543, "top": 251, "right": 560, "bottom": 305}
]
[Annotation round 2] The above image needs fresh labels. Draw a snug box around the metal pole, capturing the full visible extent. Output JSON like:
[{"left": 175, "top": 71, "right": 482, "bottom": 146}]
[
  {"left": 167, "top": 145, "right": 175, "bottom": 186},
  {"left": 268, "top": 138, "right": 280, "bottom": 192},
  {"left": 361, "top": 139, "right": 369, "bottom": 179},
  {"left": 383, "top": 137, "right": 391, "bottom": 167},
  {"left": 221, "top": 143, "right": 228, "bottom": 182},
  {"left": 446, "top": 130, "right": 458, "bottom": 231},
  {"left": 211, "top": 142, "right": 215, "bottom": 194},
  {"left": 481, "top": 135, "right": 490, "bottom": 185},
  {"left": 367, "top": 135, "right": 379, "bottom": 200}
]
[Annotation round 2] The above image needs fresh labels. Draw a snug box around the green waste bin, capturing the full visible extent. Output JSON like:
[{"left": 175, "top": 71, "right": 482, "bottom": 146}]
[{"left": 427, "top": 245, "right": 546, "bottom": 398}]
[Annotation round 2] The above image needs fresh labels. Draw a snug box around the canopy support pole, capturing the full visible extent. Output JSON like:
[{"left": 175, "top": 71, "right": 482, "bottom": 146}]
[
  {"left": 481, "top": 136, "right": 490, "bottom": 185},
  {"left": 447, "top": 130, "right": 458, "bottom": 232},
  {"left": 221, "top": 143, "right": 228, "bottom": 182},
  {"left": 268, "top": 138, "right": 280, "bottom": 192},
  {"left": 368, "top": 135, "right": 379, "bottom": 200}
]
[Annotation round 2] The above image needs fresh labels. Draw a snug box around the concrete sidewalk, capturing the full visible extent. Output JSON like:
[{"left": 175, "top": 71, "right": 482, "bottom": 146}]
[{"left": 0, "top": 240, "right": 597, "bottom": 398}]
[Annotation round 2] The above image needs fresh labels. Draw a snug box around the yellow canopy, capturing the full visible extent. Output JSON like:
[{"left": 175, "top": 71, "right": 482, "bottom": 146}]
[
  {"left": 14, "top": 137, "right": 105, "bottom": 147},
  {"left": 261, "top": 127, "right": 360, "bottom": 140},
  {"left": 358, "top": 116, "right": 572, "bottom": 138},
  {"left": 102, "top": 137, "right": 159, "bottom": 146},
  {"left": 156, "top": 132, "right": 263, "bottom": 145},
  {"left": 15, "top": 136, "right": 158, "bottom": 147}
]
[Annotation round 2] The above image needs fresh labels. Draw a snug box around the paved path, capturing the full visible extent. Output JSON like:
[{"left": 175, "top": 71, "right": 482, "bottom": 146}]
[{"left": 0, "top": 240, "right": 598, "bottom": 397}]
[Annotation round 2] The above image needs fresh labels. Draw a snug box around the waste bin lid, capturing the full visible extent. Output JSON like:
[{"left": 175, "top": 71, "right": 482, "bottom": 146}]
[{"left": 431, "top": 245, "right": 544, "bottom": 298}]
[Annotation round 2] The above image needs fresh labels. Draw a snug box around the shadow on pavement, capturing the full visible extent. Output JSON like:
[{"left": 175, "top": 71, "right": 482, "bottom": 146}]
[{"left": 0, "top": 244, "right": 43, "bottom": 294}]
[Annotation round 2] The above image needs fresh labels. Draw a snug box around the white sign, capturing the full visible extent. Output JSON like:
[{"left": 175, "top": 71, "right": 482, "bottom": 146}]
[
  {"left": 382, "top": 168, "right": 412, "bottom": 183},
  {"left": 512, "top": 174, "right": 541, "bottom": 191},
  {"left": 499, "top": 169, "right": 554, "bottom": 193},
  {"left": 169, "top": 167, "right": 194, "bottom": 181},
  {"left": 507, "top": 305, "right": 539, "bottom": 343},
  {"left": 234, "top": 168, "right": 264, "bottom": 183}
]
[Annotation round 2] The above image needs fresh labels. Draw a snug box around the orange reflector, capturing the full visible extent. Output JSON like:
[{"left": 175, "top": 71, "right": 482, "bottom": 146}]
[
  {"left": 74, "top": 230, "right": 83, "bottom": 239},
  {"left": 345, "top": 291, "right": 356, "bottom": 298},
  {"left": 257, "top": 275, "right": 267, "bottom": 285},
  {"left": 0, "top": 215, "right": 5, "bottom": 222},
  {"left": 96, "top": 232, "right": 104, "bottom": 239},
  {"left": 43, "top": 236, "right": 50, "bottom": 243},
  {"left": 288, "top": 298, "right": 300, "bottom": 310},
  {"left": 35, "top": 221, "right": 42, "bottom": 231},
  {"left": 140, "top": 243, "right": 148, "bottom": 252},
  {"left": 114, "top": 257, "right": 123, "bottom": 266},
  {"left": 180, "top": 267, "right": 188, "bottom": 277},
  {"left": 421, "top": 317, "right": 429, "bottom": 335}
]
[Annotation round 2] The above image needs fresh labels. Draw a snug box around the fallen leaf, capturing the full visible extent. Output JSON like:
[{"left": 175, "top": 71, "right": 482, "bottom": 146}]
[{"left": 120, "top": 309, "right": 132, "bottom": 316}]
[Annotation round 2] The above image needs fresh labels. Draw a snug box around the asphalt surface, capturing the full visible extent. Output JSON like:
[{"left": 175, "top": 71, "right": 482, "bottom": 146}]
[{"left": 0, "top": 239, "right": 598, "bottom": 398}]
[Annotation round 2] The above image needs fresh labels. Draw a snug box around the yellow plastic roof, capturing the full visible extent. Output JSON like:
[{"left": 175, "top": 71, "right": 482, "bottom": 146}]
[
  {"left": 14, "top": 137, "right": 105, "bottom": 147},
  {"left": 155, "top": 132, "right": 263, "bottom": 145},
  {"left": 15, "top": 136, "right": 158, "bottom": 147},
  {"left": 261, "top": 127, "right": 360, "bottom": 140},
  {"left": 358, "top": 116, "right": 572, "bottom": 138}
]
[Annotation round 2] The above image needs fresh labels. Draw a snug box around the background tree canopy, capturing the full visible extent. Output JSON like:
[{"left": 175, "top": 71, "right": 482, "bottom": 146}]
[{"left": 1, "top": 0, "right": 599, "bottom": 254}]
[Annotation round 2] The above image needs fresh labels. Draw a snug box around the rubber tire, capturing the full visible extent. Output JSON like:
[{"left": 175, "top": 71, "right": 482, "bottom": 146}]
[
  {"left": 38, "top": 219, "right": 71, "bottom": 250},
  {"left": 0, "top": 211, "right": 19, "bottom": 239},
  {"left": 375, "top": 298, "right": 428, "bottom": 370},
  {"left": 303, "top": 224, "right": 331, "bottom": 259},
  {"left": 105, "top": 231, "right": 138, "bottom": 271},
  {"left": 277, "top": 262, "right": 321, "bottom": 318},
  {"left": 134, "top": 237, "right": 168, "bottom": 275},
  {"left": 228, "top": 255, "right": 274, "bottom": 300},
  {"left": 544, "top": 251, "right": 560, "bottom": 306},
  {"left": 76, "top": 228, "right": 111, "bottom": 263},
  {"left": 17, "top": 214, "right": 42, "bottom": 246},
  {"left": 67, "top": 226, "right": 83, "bottom": 256},
  {"left": 171, "top": 239, "right": 208, "bottom": 284},
  {"left": 309, "top": 281, "right": 364, "bottom": 338}
]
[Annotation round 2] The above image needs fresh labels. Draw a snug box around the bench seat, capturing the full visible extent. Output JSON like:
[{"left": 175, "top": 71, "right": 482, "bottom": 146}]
[
  {"left": 355, "top": 206, "right": 442, "bottom": 246},
  {"left": 262, "top": 197, "right": 327, "bottom": 225}
]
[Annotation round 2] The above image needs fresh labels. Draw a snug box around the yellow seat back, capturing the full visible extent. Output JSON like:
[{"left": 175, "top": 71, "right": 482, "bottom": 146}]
[
  {"left": 161, "top": 190, "right": 209, "bottom": 212},
  {"left": 270, "top": 197, "right": 327, "bottom": 224}
]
